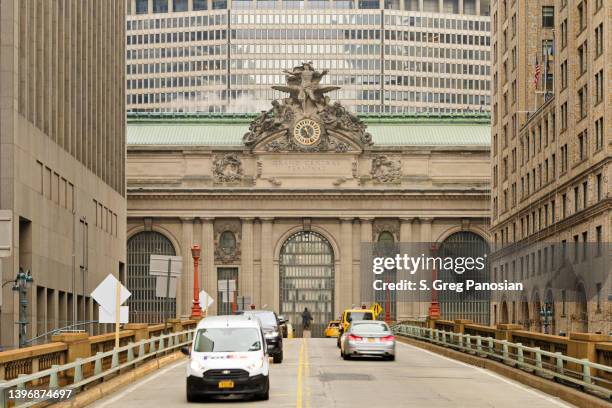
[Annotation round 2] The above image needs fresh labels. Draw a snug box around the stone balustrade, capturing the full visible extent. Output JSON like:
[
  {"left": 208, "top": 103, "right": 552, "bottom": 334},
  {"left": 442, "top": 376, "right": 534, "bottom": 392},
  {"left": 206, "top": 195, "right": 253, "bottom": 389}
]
[
  {"left": 400, "top": 317, "right": 612, "bottom": 381},
  {"left": 0, "top": 319, "right": 198, "bottom": 382}
]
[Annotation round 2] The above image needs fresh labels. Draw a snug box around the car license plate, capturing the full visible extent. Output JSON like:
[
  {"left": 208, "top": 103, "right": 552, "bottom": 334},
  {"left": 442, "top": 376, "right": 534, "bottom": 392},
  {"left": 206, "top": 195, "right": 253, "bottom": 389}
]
[
  {"left": 368, "top": 338, "right": 377, "bottom": 343},
  {"left": 218, "top": 380, "right": 234, "bottom": 389}
]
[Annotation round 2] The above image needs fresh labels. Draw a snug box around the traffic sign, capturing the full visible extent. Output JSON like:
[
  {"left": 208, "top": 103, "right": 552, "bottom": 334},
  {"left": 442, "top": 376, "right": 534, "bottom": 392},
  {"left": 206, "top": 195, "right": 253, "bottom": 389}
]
[
  {"left": 91, "top": 274, "right": 131, "bottom": 324},
  {"left": 199, "top": 290, "right": 214, "bottom": 310},
  {"left": 371, "top": 303, "right": 383, "bottom": 318}
]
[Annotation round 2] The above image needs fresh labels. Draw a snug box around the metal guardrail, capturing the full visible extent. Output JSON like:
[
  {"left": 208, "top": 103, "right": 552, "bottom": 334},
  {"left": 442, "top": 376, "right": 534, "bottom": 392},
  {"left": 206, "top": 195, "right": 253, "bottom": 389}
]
[
  {"left": 392, "top": 324, "right": 612, "bottom": 400},
  {"left": 0, "top": 329, "right": 195, "bottom": 407}
]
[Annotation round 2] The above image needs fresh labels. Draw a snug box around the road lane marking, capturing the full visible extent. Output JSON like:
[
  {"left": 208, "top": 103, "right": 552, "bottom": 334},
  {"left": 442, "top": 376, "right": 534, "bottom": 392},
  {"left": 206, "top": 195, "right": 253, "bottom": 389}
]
[
  {"left": 396, "top": 341, "right": 574, "bottom": 408},
  {"left": 93, "top": 359, "right": 187, "bottom": 408},
  {"left": 296, "top": 338, "right": 305, "bottom": 408},
  {"left": 304, "top": 338, "right": 311, "bottom": 408}
]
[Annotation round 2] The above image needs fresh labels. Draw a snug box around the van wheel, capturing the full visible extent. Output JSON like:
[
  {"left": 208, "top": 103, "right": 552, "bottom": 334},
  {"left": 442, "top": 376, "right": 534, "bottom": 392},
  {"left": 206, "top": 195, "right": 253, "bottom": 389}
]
[
  {"left": 256, "top": 377, "right": 270, "bottom": 400},
  {"left": 186, "top": 384, "right": 198, "bottom": 402},
  {"left": 273, "top": 350, "right": 283, "bottom": 364}
]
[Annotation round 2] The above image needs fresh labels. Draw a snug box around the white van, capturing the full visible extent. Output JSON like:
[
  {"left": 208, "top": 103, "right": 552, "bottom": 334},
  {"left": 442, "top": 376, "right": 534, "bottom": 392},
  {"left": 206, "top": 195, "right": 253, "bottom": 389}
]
[{"left": 181, "top": 315, "right": 270, "bottom": 402}]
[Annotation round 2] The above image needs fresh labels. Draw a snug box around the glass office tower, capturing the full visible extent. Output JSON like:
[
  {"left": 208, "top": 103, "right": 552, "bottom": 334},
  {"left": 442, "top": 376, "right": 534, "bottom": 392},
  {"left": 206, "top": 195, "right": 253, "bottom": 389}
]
[{"left": 126, "top": 0, "right": 491, "bottom": 113}]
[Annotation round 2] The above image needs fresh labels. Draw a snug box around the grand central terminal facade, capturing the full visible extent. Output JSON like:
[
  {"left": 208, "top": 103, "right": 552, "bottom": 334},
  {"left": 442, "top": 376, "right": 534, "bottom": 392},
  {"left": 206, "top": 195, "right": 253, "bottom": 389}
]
[{"left": 125, "top": 64, "right": 491, "bottom": 335}]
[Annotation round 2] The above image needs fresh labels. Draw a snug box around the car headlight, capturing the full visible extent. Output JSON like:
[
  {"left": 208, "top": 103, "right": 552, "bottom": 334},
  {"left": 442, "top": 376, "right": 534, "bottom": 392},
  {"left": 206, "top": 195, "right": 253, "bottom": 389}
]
[
  {"left": 264, "top": 331, "right": 279, "bottom": 338},
  {"left": 190, "top": 359, "right": 206, "bottom": 372},
  {"left": 246, "top": 357, "right": 264, "bottom": 371}
]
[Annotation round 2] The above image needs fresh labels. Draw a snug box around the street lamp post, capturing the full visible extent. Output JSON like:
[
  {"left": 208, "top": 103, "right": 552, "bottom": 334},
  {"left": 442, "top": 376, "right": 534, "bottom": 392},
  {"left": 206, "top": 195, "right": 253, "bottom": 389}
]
[
  {"left": 190, "top": 245, "right": 203, "bottom": 318},
  {"left": 12, "top": 267, "right": 33, "bottom": 348}
]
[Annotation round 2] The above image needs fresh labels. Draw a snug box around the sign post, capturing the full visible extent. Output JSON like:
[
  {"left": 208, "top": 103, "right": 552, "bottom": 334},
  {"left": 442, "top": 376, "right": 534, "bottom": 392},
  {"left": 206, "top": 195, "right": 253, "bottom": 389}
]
[
  {"left": 115, "top": 279, "right": 121, "bottom": 348},
  {"left": 91, "top": 274, "right": 131, "bottom": 348},
  {"left": 149, "top": 255, "right": 182, "bottom": 328}
]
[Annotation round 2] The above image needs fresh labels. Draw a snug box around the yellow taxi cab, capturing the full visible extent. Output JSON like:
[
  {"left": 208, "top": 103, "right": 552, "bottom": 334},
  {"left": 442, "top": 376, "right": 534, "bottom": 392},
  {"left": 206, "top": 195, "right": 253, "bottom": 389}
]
[
  {"left": 336, "top": 308, "right": 375, "bottom": 347},
  {"left": 324, "top": 320, "right": 341, "bottom": 337}
]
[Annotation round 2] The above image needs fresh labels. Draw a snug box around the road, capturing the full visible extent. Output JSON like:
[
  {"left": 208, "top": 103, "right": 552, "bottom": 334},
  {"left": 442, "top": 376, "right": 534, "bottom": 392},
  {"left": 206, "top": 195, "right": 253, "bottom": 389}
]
[{"left": 89, "top": 338, "right": 574, "bottom": 408}]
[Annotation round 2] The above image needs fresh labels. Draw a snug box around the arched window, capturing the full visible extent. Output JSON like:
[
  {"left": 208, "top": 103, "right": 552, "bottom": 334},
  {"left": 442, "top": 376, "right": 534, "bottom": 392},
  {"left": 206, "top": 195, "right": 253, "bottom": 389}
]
[
  {"left": 219, "top": 231, "right": 237, "bottom": 254},
  {"left": 438, "top": 231, "right": 490, "bottom": 325},
  {"left": 376, "top": 231, "right": 397, "bottom": 320},
  {"left": 279, "top": 231, "right": 334, "bottom": 337},
  {"left": 126, "top": 231, "right": 176, "bottom": 324},
  {"left": 378, "top": 231, "right": 395, "bottom": 243}
]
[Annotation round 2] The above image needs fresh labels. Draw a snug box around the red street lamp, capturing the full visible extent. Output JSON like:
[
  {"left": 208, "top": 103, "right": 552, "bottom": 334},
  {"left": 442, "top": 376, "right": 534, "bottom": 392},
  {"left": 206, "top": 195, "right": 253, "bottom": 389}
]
[
  {"left": 190, "top": 244, "right": 203, "bottom": 318},
  {"left": 428, "top": 243, "right": 441, "bottom": 319}
]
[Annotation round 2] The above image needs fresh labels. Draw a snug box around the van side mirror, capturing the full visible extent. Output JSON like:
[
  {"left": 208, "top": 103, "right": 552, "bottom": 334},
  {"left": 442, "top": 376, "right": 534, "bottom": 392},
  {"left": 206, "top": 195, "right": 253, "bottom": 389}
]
[{"left": 180, "top": 346, "right": 190, "bottom": 356}]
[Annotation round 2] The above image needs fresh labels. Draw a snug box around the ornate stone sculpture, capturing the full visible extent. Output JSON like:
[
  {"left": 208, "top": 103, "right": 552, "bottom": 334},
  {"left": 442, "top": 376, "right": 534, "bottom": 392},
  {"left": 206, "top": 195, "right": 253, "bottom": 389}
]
[
  {"left": 370, "top": 155, "right": 401, "bottom": 183},
  {"left": 212, "top": 154, "right": 243, "bottom": 183},
  {"left": 242, "top": 62, "right": 373, "bottom": 152}
]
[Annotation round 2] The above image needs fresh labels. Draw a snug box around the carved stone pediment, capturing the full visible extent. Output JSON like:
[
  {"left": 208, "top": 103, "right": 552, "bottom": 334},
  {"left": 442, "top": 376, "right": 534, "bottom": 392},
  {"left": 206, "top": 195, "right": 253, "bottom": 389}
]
[{"left": 243, "top": 62, "right": 373, "bottom": 153}]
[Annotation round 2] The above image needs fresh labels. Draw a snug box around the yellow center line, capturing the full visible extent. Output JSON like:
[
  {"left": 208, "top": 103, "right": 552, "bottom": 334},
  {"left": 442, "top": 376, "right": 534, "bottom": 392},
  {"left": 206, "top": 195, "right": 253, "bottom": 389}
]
[
  {"left": 304, "top": 338, "right": 311, "bottom": 408},
  {"left": 296, "top": 338, "right": 304, "bottom": 408}
]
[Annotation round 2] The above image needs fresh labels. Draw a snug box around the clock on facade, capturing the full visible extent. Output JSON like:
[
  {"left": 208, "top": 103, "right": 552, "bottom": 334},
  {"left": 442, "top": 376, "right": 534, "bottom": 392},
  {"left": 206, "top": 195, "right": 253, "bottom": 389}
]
[{"left": 293, "top": 119, "right": 322, "bottom": 146}]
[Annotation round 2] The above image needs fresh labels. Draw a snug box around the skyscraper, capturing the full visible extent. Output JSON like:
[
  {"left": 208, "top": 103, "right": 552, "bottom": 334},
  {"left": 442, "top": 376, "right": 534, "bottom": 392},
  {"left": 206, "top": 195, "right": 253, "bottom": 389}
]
[
  {"left": 0, "top": 0, "right": 127, "bottom": 348},
  {"left": 126, "top": 0, "right": 492, "bottom": 114},
  {"left": 490, "top": 0, "right": 610, "bottom": 334}
]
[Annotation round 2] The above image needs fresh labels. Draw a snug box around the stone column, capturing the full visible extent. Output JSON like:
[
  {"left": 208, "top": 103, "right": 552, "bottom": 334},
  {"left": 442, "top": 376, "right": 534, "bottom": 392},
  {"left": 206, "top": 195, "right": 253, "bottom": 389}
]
[
  {"left": 340, "top": 218, "right": 353, "bottom": 310},
  {"left": 420, "top": 217, "right": 433, "bottom": 242},
  {"left": 359, "top": 218, "right": 373, "bottom": 306},
  {"left": 419, "top": 218, "right": 434, "bottom": 317},
  {"left": 241, "top": 218, "right": 255, "bottom": 306},
  {"left": 439, "top": 0, "right": 444, "bottom": 13},
  {"left": 399, "top": 218, "right": 415, "bottom": 319},
  {"left": 458, "top": 0, "right": 463, "bottom": 14},
  {"left": 180, "top": 218, "right": 194, "bottom": 317},
  {"left": 351, "top": 219, "right": 361, "bottom": 309},
  {"left": 201, "top": 218, "right": 215, "bottom": 315},
  {"left": 400, "top": 217, "right": 414, "bottom": 242},
  {"left": 260, "top": 218, "right": 274, "bottom": 310}
]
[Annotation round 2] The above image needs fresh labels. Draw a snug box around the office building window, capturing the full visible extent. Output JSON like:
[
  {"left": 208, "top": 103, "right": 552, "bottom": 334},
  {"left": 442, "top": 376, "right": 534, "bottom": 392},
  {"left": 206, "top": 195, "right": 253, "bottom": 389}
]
[
  {"left": 578, "top": 1, "right": 586, "bottom": 31},
  {"left": 193, "top": 0, "right": 208, "bottom": 9},
  {"left": 595, "top": 226, "right": 602, "bottom": 256},
  {"left": 595, "top": 70, "right": 604, "bottom": 104},
  {"left": 542, "top": 6, "right": 554, "bottom": 28},
  {"left": 153, "top": 0, "right": 168, "bottom": 13},
  {"left": 595, "top": 23, "right": 603, "bottom": 57},
  {"left": 596, "top": 173, "right": 603, "bottom": 201},
  {"left": 136, "top": 0, "right": 148, "bottom": 14},
  {"left": 174, "top": 0, "right": 188, "bottom": 11}
]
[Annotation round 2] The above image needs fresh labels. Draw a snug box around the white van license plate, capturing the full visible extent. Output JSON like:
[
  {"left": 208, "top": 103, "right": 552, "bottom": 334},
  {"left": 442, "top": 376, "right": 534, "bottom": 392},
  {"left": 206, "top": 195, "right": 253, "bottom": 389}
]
[{"left": 218, "top": 380, "right": 234, "bottom": 389}]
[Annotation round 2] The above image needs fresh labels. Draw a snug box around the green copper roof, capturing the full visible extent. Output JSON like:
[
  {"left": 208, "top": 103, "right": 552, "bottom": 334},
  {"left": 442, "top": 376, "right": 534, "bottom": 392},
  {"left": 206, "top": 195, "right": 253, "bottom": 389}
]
[{"left": 127, "top": 113, "right": 491, "bottom": 147}]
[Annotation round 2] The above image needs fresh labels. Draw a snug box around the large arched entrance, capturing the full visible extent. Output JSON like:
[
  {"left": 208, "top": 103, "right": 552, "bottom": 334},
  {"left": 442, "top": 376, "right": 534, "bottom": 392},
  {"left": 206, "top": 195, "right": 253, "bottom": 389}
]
[
  {"left": 279, "top": 231, "right": 335, "bottom": 338},
  {"left": 126, "top": 231, "right": 177, "bottom": 323},
  {"left": 438, "top": 231, "right": 490, "bottom": 325}
]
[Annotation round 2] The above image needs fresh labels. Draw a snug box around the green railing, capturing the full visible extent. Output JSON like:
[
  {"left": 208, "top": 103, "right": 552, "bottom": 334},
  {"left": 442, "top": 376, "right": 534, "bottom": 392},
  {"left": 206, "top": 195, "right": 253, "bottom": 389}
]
[
  {"left": 0, "top": 329, "right": 194, "bottom": 407},
  {"left": 393, "top": 324, "right": 612, "bottom": 400}
]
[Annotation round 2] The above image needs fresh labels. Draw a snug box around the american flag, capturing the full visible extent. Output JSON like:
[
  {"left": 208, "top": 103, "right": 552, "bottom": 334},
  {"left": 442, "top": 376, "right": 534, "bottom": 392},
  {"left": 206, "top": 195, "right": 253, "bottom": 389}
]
[{"left": 533, "top": 56, "right": 541, "bottom": 88}]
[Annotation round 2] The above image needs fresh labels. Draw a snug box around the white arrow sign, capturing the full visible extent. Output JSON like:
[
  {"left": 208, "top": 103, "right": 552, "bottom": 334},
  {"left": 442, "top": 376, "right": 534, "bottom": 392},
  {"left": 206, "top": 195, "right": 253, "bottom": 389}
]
[
  {"left": 92, "top": 274, "right": 131, "bottom": 324},
  {"left": 199, "top": 290, "right": 214, "bottom": 311}
]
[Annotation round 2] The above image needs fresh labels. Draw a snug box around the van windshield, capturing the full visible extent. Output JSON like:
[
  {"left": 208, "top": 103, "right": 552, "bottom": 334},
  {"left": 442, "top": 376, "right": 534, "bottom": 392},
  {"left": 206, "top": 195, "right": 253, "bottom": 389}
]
[{"left": 194, "top": 328, "right": 261, "bottom": 352}]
